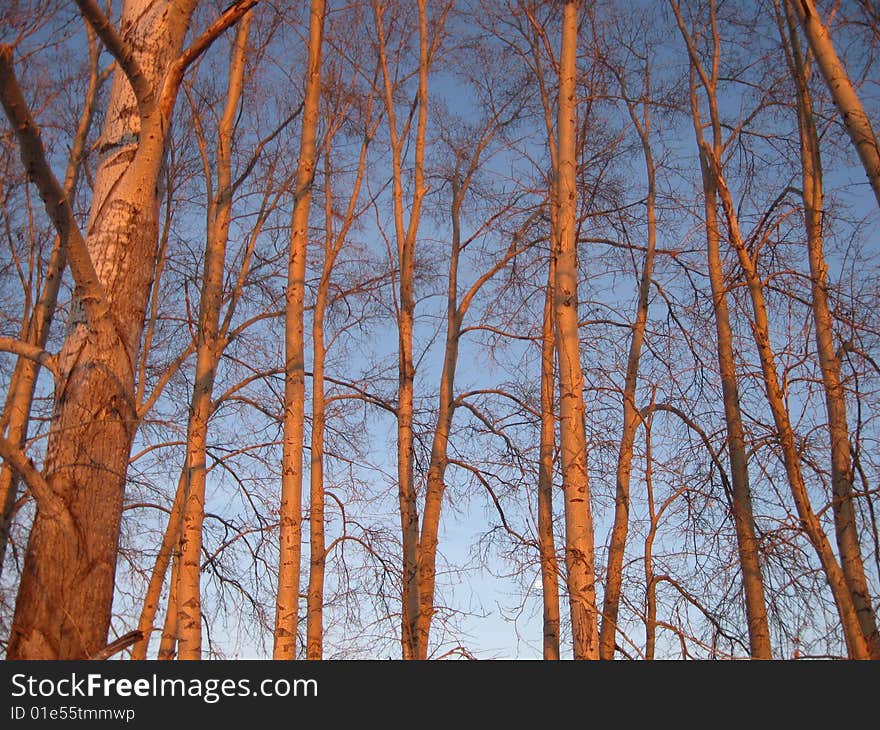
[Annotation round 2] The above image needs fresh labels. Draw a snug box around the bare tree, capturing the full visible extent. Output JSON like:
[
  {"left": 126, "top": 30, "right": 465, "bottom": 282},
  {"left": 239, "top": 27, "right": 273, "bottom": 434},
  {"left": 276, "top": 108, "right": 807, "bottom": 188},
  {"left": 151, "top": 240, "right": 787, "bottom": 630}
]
[
  {"left": 555, "top": 0, "right": 599, "bottom": 660},
  {"left": 789, "top": 0, "right": 880, "bottom": 208},
  {"left": 275, "top": 0, "right": 326, "bottom": 660},
  {"left": 2, "top": 0, "right": 254, "bottom": 659}
]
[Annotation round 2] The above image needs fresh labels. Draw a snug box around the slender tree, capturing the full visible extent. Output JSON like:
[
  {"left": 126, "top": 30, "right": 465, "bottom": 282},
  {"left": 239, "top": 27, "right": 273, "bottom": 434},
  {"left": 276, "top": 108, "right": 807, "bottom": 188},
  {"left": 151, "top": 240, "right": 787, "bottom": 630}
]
[
  {"left": 671, "top": 0, "right": 772, "bottom": 659},
  {"left": 373, "top": 0, "right": 442, "bottom": 659},
  {"left": 598, "top": 44, "right": 660, "bottom": 661},
  {"left": 175, "top": 11, "right": 254, "bottom": 660},
  {"left": 776, "top": 0, "right": 880, "bottom": 657},
  {"left": 555, "top": 0, "right": 599, "bottom": 660},
  {"left": 275, "top": 0, "right": 326, "bottom": 660},
  {"left": 789, "top": 0, "right": 880, "bottom": 208}
]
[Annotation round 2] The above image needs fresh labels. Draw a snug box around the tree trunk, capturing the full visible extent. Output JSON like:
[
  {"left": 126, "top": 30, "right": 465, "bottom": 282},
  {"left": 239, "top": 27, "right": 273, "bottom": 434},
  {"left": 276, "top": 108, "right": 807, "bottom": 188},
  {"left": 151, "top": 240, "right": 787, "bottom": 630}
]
[
  {"left": 7, "top": 0, "right": 197, "bottom": 659},
  {"left": 275, "top": 0, "right": 325, "bottom": 660},
  {"left": 709, "top": 145, "right": 870, "bottom": 659},
  {"left": 131, "top": 471, "right": 185, "bottom": 659},
  {"left": 0, "top": 28, "right": 102, "bottom": 577},
  {"left": 555, "top": 0, "right": 599, "bottom": 661},
  {"left": 176, "top": 11, "right": 253, "bottom": 660},
  {"left": 672, "top": 0, "right": 772, "bottom": 659},
  {"left": 781, "top": 2, "right": 880, "bottom": 658},
  {"left": 790, "top": 0, "right": 880, "bottom": 208},
  {"left": 698, "top": 146, "right": 772, "bottom": 660},
  {"left": 643, "top": 408, "right": 657, "bottom": 660},
  {"left": 374, "top": 0, "right": 434, "bottom": 659},
  {"left": 157, "top": 548, "right": 180, "bottom": 660},
  {"left": 599, "top": 70, "right": 658, "bottom": 661},
  {"left": 537, "top": 255, "right": 561, "bottom": 660},
  {"left": 416, "top": 179, "right": 463, "bottom": 660}
]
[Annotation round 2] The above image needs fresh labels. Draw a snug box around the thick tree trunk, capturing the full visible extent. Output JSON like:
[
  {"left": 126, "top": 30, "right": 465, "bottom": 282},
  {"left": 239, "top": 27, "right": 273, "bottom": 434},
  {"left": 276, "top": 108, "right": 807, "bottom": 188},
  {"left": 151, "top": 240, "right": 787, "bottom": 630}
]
[
  {"left": 0, "top": 31, "right": 102, "bottom": 576},
  {"left": 275, "top": 0, "right": 325, "bottom": 660},
  {"left": 791, "top": 0, "right": 880, "bottom": 208},
  {"left": 7, "top": 0, "right": 197, "bottom": 659},
  {"left": 555, "top": 0, "right": 599, "bottom": 661}
]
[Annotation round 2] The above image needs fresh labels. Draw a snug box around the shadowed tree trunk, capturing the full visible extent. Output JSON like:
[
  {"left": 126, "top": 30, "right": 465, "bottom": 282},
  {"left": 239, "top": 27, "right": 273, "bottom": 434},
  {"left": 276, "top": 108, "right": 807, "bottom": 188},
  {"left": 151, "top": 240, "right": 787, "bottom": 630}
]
[{"left": 537, "top": 255, "right": 561, "bottom": 660}]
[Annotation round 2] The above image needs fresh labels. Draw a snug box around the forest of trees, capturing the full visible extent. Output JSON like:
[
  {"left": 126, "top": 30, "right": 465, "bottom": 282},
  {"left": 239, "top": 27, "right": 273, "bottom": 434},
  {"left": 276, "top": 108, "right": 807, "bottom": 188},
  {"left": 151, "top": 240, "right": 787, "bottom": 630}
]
[{"left": 0, "top": 0, "right": 878, "bottom": 660}]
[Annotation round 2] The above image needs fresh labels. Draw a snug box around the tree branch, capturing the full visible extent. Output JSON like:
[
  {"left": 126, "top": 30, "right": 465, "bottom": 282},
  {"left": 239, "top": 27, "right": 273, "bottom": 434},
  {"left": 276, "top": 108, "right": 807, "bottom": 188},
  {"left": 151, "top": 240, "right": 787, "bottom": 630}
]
[
  {"left": 0, "top": 435, "right": 72, "bottom": 530},
  {"left": 72, "top": 0, "right": 153, "bottom": 111},
  {"left": 159, "top": 0, "right": 259, "bottom": 121},
  {"left": 0, "top": 45, "right": 110, "bottom": 332},
  {"left": 90, "top": 630, "right": 144, "bottom": 660},
  {"left": 0, "top": 337, "right": 58, "bottom": 377}
]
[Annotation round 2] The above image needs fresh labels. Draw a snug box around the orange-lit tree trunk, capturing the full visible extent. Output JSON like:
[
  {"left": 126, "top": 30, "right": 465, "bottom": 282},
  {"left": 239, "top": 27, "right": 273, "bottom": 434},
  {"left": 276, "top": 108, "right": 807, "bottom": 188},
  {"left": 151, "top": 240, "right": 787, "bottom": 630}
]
[
  {"left": 306, "top": 89, "right": 376, "bottom": 659},
  {"left": 671, "top": 0, "right": 772, "bottom": 659},
  {"left": 2, "top": 0, "right": 208, "bottom": 659},
  {"left": 520, "top": 6, "right": 562, "bottom": 659},
  {"left": 132, "top": 472, "right": 185, "bottom": 659},
  {"left": 0, "top": 27, "right": 104, "bottom": 577},
  {"left": 3, "top": 0, "right": 253, "bottom": 661},
  {"left": 374, "top": 0, "right": 437, "bottom": 659},
  {"left": 706, "top": 143, "right": 870, "bottom": 658},
  {"left": 176, "top": 11, "right": 254, "bottom": 660},
  {"left": 779, "top": 1, "right": 880, "bottom": 658},
  {"left": 598, "top": 60, "right": 659, "bottom": 661},
  {"left": 790, "top": 0, "right": 880, "bottom": 208},
  {"left": 275, "top": 0, "right": 325, "bottom": 660},
  {"left": 537, "top": 256, "right": 561, "bottom": 660},
  {"left": 555, "top": 0, "right": 599, "bottom": 660},
  {"left": 681, "top": 0, "right": 869, "bottom": 653}
]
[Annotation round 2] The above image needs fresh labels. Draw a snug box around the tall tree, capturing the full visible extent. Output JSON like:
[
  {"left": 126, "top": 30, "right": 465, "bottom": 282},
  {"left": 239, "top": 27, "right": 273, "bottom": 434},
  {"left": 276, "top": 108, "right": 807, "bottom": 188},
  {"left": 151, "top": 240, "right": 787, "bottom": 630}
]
[
  {"left": 777, "top": 0, "right": 880, "bottom": 657},
  {"left": 306, "top": 63, "right": 379, "bottom": 658},
  {"left": 275, "top": 0, "right": 326, "bottom": 660},
  {"left": 373, "top": 0, "right": 443, "bottom": 659},
  {"left": 0, "top": 21, "right": 105, "bottom": 576},
  {"left": 555, "top": 0, "right": 599, "bottom": 660},
  {"left": 671, "top": 0, "right": 772, "bottom": 659},
  {"left": 2, "top": 0, "right": 254, "bottom": 659},
  {"left": 789, "top": 0, "right": 880, "bottom": 208},
  {"left": 598, "top": 42, "right": 660, "bottom": 661},
  {"left": 175, "top": 10, "right": 255, "bottom": 660},
  {"left": 537, "top": 255, "right": 561, "bottom": 660}
]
